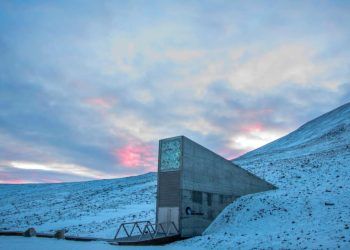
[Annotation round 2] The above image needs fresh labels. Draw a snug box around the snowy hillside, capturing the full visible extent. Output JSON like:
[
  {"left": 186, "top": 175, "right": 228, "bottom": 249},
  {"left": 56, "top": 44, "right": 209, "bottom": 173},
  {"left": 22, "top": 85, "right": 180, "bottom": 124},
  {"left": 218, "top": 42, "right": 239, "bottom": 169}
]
[
  {"left": 0, "top": 172, "right": 156, "bottom": 239},
  {"left": 238, "top": 102, "right": 350, "bottom": 160},
  {"left": 1, "top": 103, "right": 349, "bottom": 249},
  {"left": 175, "top": 102, "right": 350, "bottom": 249}
]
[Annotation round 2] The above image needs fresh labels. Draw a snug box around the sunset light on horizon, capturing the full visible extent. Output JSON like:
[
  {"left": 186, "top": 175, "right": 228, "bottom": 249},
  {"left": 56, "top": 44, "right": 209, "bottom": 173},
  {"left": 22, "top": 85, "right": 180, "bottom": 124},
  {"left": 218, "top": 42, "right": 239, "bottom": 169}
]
[{"left": 0, "top": 0, "right": 349, "bottom": 183}]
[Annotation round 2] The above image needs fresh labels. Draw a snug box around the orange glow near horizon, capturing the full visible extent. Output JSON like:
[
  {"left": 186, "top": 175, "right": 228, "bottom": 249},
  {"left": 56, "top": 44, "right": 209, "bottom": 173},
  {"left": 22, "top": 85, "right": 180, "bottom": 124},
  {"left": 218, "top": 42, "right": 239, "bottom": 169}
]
[{"left": 0, "top": 179, "right": 30, "bottom": 184}]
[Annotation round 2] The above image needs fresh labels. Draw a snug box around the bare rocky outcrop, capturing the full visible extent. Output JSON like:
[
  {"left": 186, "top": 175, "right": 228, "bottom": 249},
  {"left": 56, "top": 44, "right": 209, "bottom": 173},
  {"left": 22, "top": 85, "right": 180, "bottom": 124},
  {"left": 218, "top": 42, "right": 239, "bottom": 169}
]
[{"left": 23, "top": 228, "right": 36, "bottom": 237}]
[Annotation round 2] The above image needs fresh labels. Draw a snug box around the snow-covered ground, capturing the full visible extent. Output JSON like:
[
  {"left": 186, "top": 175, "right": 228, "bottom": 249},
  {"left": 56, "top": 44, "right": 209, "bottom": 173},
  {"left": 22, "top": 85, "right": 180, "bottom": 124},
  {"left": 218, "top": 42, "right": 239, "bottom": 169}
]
[
  {"left": 175, "top": 103, "right": 350, "bottom": 249},
  {"left": 0, "top": 236, "right": 196, "bottom": 250},
  {"left": 0, "top": 103, "right": 350, "bottom": 249},
  {"left": 0, "top": 172, "right": 156, "bottom": 239}
]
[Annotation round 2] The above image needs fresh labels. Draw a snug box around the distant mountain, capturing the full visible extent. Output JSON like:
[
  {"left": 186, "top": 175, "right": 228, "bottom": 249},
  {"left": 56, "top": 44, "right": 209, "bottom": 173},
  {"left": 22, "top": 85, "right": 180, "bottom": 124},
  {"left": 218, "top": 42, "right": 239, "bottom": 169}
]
[{"left": 176, "top": 102, "right": 350, "bottom": 249}]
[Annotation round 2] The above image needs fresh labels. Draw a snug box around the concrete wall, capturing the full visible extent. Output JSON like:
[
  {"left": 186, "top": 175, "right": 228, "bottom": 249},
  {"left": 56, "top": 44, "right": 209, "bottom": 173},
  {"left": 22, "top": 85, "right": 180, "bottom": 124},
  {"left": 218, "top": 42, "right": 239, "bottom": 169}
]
[
  {"left": 156, "top": 137, "right": 182, "bottom": 232},
  {"left": 157, "top": 171, "right": 181, "bottom": 207},
  {"left": 179, "top": 136, "right": 275, "bottom": 237},
  {"left": 156, "top": 136, "right": 276, "bottom": 238}
]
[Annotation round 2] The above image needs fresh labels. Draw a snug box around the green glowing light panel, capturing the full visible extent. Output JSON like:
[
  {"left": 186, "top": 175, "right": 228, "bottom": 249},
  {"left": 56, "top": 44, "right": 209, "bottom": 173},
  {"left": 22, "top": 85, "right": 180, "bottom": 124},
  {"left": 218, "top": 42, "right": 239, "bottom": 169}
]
[{"left": 160, "top": 138, "right": 181, "bottom": 171}]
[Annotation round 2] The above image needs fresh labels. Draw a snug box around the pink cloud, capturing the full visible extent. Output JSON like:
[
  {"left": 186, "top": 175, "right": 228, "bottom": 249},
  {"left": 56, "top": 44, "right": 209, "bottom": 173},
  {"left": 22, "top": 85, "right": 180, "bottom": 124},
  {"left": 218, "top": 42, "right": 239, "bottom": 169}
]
[
  {"left": 114, "top": 143, "right": 157, "bottom": 171},
  {"left": 242, "top": 123, "right": 264, "bottom": 133},
  {"left": 85, "top": 97, "right": 114, "bottom": 109},
  {"left": 218, "top": 147, "right": 248, "bottom": 161},
  {"left": 0, "top": 179, "right": 28, "bottom": 184}
]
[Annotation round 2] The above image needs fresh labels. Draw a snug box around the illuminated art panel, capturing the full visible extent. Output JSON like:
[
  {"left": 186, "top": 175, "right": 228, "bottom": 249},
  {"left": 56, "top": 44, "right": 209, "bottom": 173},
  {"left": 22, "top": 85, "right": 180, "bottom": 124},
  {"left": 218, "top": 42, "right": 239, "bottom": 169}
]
[{"left": 160, "top": 138, "right": 181, "bottom": 171}]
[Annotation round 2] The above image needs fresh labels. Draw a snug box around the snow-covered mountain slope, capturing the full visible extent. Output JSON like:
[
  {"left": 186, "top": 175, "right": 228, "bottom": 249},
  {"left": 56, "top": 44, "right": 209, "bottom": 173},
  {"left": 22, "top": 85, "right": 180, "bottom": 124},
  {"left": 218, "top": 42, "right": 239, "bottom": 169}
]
[
  {"left": 239, "top": 102, "right": 350, "bottom": 160},
  {"left": 1, "top": 103, "right": 349, "bottom": 249},
  {"left": 0, "top": 172, "right": 156, "bottom": 239},
  {"left": 175, "top": 102, "right": 350, "bottom": 249}
]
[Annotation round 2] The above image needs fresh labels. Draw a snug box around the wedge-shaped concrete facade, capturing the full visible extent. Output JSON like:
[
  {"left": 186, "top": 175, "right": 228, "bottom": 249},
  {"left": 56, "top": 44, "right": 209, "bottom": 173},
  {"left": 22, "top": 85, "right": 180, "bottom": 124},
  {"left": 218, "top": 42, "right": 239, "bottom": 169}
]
[{"left": 156, "top": 136, "right": 276, "bottom": 237}]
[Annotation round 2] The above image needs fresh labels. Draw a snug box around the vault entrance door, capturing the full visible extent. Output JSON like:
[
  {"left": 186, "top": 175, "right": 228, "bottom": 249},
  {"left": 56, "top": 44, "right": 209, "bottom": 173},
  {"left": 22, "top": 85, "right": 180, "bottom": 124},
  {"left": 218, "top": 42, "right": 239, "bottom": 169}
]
[{"left": 157, "top": 207, "right": 179, "bottom": 234}]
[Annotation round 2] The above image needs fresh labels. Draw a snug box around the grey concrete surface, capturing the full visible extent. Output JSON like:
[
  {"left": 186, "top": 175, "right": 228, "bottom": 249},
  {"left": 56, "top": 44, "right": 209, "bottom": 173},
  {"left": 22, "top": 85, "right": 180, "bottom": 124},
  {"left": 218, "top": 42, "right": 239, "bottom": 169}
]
[{"left": 156, "top": 136, "right": 276, "bottom": 238}]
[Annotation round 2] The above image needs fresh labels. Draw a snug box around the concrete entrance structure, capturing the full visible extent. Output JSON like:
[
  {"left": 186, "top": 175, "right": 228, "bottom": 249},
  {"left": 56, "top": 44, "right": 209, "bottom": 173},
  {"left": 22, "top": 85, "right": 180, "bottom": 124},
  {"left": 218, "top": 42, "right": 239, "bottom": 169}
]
[{"left": 156, "top": 136, "right": 276, "bottom": 238}]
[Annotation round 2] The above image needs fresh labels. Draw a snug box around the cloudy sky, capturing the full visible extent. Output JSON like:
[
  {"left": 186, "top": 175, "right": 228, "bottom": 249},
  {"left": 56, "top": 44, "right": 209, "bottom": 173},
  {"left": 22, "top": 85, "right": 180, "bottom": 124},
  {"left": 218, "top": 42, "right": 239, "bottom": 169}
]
[{"left": 0, "top": 0, "right": 349, "bottom": 183}]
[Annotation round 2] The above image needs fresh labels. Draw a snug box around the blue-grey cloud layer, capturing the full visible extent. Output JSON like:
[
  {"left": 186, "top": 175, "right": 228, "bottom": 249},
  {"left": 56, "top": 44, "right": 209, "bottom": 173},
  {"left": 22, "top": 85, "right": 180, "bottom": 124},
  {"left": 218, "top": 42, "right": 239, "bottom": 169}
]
[{"left": 0, "top": 0, "right": 349, "bottom": 183}]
